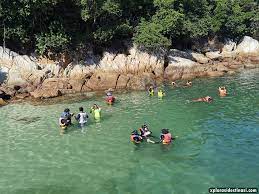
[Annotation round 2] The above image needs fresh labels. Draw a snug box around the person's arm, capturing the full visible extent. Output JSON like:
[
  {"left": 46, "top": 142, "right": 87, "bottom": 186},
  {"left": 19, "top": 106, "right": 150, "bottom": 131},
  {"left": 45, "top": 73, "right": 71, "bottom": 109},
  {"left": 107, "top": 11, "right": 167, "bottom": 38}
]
[{"left": 75, "top": 114, "right": 80, "bottom": 121}]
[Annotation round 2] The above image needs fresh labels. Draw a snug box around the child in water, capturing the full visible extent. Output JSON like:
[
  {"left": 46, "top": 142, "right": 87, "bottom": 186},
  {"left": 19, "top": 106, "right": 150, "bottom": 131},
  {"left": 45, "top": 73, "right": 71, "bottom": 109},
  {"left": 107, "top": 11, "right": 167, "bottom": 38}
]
[
  {"left": 59, "top": 118, "right": 67, "bottom": 135},
  {"left": 138, "top": 124, "right": 156, "bottom": 143}
]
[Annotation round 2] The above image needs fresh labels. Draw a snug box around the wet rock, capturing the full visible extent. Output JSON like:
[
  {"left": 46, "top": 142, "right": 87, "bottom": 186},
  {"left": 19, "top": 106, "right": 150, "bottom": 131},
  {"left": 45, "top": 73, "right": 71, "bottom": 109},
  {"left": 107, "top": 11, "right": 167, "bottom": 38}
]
[
  {"left": 0, "top": 98, "right": 7, "bottom": 106},
  {"left": 207, "top": 71, "right": 225, "bottom": 77},
  {"left": 15, "top": 93, "right": 30, "bottom": 99},
  {"left": 244, "top": 64, "right": 256, "bottom": 69},
  {"left": 30, "top": 89, "right": 62, "bottom": 99}
]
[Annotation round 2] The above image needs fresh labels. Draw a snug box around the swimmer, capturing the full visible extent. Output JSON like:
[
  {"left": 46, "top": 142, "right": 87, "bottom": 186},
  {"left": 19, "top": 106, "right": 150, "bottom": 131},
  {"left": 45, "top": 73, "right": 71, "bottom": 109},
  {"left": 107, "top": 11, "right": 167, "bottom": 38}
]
[
  {"left": 185, "top": 80, "right": 192, "bottom": 87},
  {"left": 130, "top": 130, "right": 143, "bottom": 144},
  {"left": 192, "top": 96, "right": 213, "bottom": 103},
  {"left": 171, "top": 81, "right": 178, "bottom": 87},
  {"left": 106, "top": 88, "right": 114, "bottom": 97},
  {"left": 218, "top": 86, "right": 227, "bottom": 97},
  {"left": 148, "top": 86, "right": 154, "bottom": 96},
  {"left": 158, "top": 89, "right": 165, "bottom": 98},
  {"left": 160, "top": 128, "right": 174, "bottom": 145},
  {"left": 75, "top": 107, "right": 89, "bottom": 128}
]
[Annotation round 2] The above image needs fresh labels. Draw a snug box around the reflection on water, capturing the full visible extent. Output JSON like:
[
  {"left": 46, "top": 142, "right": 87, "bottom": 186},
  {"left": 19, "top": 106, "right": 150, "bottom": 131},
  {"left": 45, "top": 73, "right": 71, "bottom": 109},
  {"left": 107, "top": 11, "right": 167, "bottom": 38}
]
[{"left": 0, "top": 69, "right": 259, "bottom": 194}]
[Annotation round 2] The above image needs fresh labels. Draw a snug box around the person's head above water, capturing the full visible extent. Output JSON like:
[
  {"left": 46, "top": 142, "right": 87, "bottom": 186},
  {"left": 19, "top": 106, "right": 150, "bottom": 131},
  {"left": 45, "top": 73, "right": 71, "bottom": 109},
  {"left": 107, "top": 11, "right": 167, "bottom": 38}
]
[
  {"left": 79, "top": 107, "right": 83, "bottom": 112},
  {"left": 131, "top": 130, "right": 138, "bottom": 135},
  {"left": 64, "top": 108, "right": 70, "bottom": 113},
  {"left": 161, "top": 128, "right": 169, "bottom": 134},
  {"left": 205, "top": 96, "right": 213, "bottom": 102}
]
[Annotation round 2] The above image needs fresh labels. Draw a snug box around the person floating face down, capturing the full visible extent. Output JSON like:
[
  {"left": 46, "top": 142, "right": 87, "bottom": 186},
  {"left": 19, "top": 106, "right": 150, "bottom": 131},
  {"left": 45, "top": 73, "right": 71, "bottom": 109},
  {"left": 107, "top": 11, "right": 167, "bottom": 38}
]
[
  {"left": 218, "top": 86, "right": 227, "bottom": 97},
  {"left": 130, "top": 130, "right": 143, "bottom": 144},
  {"left": 75, "top": 107, "right": 89, "bottom": 128},
  {"left": 148, "top": 86, "right": 154, "bottom": 96},
  {"left": 90, "top": 104, "right": 101, "bottom": 119},
  {"left": 160, "top": 128, "right": 174, "bottom": 145},
  {"left": 192, "top": 96, "right": 213, "bottom": 103}
]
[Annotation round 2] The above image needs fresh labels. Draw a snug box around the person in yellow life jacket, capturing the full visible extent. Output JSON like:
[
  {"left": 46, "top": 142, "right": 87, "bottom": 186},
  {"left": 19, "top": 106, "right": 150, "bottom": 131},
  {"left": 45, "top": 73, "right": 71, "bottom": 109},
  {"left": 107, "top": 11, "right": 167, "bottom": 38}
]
[
  {"left": 59, "top": 118, "right": 67, "bottom": 135},
  {"left": 148, "top": 86, "right": 154, "bottom": 96},
  {"left": 130, "top": 130, "right": 142, "bottom": 144},
  {"left": 158, "top": 89, "right": 165, "bottom": 98},
  {"left": 90, "top": 104, "right": 101, "bottom": 119},
  {"left": 160, "top": 128, "right": 174, "bottom": 145}
]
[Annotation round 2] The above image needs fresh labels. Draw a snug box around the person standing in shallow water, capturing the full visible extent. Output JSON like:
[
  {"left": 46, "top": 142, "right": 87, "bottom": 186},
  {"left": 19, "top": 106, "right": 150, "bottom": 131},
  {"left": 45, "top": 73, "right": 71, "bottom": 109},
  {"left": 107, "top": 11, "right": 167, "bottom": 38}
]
[
  {"left": 75, "top": 107, "right": 89, "bottom": 129},
  {"left": 218, "top": 86, "right": 227, "bottom": 97},
  {"left": 90, "top": 104, "right": 101, "bottom": 120}
]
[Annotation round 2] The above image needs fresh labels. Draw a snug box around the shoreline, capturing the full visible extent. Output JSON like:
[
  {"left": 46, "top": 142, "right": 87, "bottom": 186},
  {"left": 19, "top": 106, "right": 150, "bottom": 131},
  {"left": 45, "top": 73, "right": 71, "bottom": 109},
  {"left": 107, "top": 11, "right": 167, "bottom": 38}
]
[
  {"left": 3, "top": 65, "right": 259, "bottom": 106},
  {"left": 1, "top": 36, "right": 259, "bottom": 105}
]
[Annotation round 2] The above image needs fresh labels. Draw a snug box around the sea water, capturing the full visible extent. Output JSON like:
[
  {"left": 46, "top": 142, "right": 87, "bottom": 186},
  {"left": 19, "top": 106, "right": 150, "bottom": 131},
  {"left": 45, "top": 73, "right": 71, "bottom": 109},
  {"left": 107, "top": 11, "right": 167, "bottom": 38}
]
[{"left": 0, "top": 69, "right": 258, "bottom": 194}]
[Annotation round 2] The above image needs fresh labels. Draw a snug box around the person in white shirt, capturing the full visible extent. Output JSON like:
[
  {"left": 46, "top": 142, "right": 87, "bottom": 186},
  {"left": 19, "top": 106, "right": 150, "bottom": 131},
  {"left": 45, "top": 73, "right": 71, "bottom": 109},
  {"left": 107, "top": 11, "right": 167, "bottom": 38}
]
[{"left": 75, "top": 107, "right": 89, "bottom": 128}]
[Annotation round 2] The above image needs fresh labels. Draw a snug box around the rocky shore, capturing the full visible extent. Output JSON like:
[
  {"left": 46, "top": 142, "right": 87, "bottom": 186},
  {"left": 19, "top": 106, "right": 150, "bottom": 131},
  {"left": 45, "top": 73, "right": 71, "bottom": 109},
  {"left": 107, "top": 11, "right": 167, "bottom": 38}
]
[{"left": 0, "top": 36, "right": 259, "bottom": 105}]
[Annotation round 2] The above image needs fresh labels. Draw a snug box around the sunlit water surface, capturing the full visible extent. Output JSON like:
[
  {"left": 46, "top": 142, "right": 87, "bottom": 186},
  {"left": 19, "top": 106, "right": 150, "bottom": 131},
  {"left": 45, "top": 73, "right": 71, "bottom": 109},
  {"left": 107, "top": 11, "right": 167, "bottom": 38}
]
[{"left": 0, "top": 69, "right": 259, "bottom": 194}]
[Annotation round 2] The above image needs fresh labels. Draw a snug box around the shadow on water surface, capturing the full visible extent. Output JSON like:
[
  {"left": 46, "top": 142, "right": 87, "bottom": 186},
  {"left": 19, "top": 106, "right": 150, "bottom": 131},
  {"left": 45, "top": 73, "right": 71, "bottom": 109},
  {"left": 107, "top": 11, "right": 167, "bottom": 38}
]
[{"left": 13, "top": 116, "right": 41, "bottom": 124}]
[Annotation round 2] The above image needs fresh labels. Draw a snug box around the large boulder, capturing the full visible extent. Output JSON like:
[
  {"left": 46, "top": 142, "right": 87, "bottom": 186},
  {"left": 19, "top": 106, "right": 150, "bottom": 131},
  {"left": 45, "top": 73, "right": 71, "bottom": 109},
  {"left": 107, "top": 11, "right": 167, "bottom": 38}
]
[
  {"left": 205, "top": 51, "right": 222, "bottom": 60},
  {"left": 191, "top": 52, "right": 210, "bottom": 64},
  {"left": 85, "top": 72, "right": 119, "bottom": 90},
  {"left": 235, "top": 36, "right": 259, "bottom": 56},
  {"left": 30, "top": 89, "right": 62, "bottom": 99}
]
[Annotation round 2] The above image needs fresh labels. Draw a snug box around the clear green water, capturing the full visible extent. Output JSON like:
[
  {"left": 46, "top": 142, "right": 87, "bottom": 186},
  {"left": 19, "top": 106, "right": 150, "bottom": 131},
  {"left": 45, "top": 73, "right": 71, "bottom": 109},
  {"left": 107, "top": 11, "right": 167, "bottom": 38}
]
[{"left": 0, "top": 69, "right": 259, "bottom": 194}]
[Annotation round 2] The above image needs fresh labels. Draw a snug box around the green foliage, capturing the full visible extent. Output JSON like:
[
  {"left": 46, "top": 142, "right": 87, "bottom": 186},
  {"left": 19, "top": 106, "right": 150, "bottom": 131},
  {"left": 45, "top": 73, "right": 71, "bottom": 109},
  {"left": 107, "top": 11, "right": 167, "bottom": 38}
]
[
  {"left": 133, "top": 19, "right": 171, "bottom": 49},
  {"left": 0, "top": 0, "right": 258, "bottom": 54}
]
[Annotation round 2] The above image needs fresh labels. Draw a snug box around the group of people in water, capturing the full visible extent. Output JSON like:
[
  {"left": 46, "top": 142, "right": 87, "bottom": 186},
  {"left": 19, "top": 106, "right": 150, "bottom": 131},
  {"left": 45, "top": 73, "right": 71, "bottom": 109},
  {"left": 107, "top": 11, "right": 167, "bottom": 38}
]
[
  {"left": 59, "top": 80, "right": 228, "bottom": 147},
  {"left": 59, "top": 104, "right": 101, "bottom": 134},
  {"left": 58, "top": 89, "right": 116, "bottom": 134},
  {"left": 130, "top": 124, "right": 174, "bottom": 145}
]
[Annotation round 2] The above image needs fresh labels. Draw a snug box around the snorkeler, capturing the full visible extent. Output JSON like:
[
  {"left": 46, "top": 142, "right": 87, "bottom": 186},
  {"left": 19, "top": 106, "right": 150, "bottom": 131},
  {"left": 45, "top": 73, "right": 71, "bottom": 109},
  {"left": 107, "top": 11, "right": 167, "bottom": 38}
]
[
  {"left": 160, "top": 128, "right": 174, "bottom": 145},
  {"left": 192, "top": 96, "right": 213, "bottom": 103},
  {"left": 148, "top": 86, "right": 155, "bottom": 96},
  {"left": 218, "top": 86, "right": 227, "bottom": 97},
  {"left": 75, "top": 107, "right": 89, "bottom": 128},
  {"left": 90, "top": 104, "right": 101, "bottom": 119},
  {"left": 130, "top": 130, "right": 143, "bottom": 144}
]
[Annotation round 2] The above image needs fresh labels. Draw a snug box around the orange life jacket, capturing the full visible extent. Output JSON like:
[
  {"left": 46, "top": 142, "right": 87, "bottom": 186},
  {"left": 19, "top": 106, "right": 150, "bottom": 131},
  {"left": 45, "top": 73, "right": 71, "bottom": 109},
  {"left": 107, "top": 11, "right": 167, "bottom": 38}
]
[{"left": 162, "top": 133, "right": 172, "bottom": 144}]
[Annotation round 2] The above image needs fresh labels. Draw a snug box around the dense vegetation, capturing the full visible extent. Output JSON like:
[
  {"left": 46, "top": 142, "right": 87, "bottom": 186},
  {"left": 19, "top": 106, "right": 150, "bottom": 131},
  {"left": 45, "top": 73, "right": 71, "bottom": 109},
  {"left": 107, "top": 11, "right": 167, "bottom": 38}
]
[{"left": 0, "top": 0, "right": 258, "bottom": 57}]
